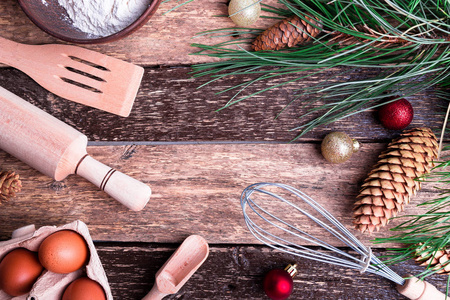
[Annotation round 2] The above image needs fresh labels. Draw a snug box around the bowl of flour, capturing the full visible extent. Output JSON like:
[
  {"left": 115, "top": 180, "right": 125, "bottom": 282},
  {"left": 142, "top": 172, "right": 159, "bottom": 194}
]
[{"left": 18, "top": 0, "right": 162, "bottom": 43}]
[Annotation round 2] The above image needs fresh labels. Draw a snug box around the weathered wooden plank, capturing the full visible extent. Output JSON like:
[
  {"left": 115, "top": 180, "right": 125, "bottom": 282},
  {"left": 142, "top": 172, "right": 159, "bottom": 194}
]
[
  {"left": 0, "top": 1, "right": 447, "bottom": 299},
  {"left": 0, "top": 0, "right": 278, "bottom": 66},
  {"left": 94, "top": 243, "right": 448, "bottom": 299},
  {"left": 0, "top": 143, "right": 439, "bottom": 247},
  {"left": 0, "top": 67, "right": 446, "bottom": 142}
]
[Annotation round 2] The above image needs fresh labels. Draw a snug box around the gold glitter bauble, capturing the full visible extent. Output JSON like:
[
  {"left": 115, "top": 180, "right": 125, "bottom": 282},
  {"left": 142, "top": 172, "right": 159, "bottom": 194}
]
[
  {"left": 321, "top": 132, "right": 359, "bottom": 164},
  {"left": 228, "top": 0, "right": 261, "bottom": 27}
]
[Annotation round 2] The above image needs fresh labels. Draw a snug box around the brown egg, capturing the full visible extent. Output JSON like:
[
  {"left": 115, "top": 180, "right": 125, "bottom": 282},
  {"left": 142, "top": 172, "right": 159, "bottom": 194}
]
[
  {"left": 62, "top": 277, "right": 106, "bottom": 300},
  {"left": 0, "top": 248, "right": 44, "bottom": 296},
  {"left": 38, "top": 230, "right": 89, "bottom": 274}
]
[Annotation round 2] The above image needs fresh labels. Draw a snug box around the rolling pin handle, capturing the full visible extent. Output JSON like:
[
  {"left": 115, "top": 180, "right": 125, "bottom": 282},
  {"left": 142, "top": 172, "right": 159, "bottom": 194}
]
[
  {"left": 397, "top": 275, "right": 446, "bottom": 300},
  {"left": 75, "top": 155, "right": 151, "bottom": 211}
]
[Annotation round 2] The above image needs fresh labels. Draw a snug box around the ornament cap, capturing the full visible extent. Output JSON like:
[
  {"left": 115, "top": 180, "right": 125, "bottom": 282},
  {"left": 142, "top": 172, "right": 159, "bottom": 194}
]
[
  {"left": 352, "top": 139, "right": 360, "bottom": 153},
  {"left": 284, "top": 264, "right": 298, "bottom": 278}
]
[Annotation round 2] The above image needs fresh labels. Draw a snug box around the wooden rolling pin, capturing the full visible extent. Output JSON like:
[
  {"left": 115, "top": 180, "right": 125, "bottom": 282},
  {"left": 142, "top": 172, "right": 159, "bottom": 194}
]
[{"left": 0, "top": 86, "right": 151, "bottom": 211}]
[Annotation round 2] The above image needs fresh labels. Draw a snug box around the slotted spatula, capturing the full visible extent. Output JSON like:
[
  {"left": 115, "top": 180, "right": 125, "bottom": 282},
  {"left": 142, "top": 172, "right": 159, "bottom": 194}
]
[{"left": 0, "top": 36, "right": 144, "bottom": 117}]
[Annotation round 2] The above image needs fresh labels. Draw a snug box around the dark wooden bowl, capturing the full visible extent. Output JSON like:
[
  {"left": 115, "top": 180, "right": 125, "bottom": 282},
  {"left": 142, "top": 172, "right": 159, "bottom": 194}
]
[{"left": 18, "top": 0, "right": 162, "bottom": 44}]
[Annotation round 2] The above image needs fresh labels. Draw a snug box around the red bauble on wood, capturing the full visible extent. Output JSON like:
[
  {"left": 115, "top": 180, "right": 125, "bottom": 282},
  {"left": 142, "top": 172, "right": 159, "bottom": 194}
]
[
  {"left": 378, "top": 98, "right": 414, "bottom": 130},
  {"left": 263, "top": 264, "right": 297, "bottom": 300}
]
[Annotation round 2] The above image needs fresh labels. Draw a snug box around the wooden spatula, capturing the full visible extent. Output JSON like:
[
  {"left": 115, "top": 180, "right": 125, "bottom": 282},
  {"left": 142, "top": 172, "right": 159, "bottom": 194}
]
[
  {"left": 143, "top": 235, "right": 209, "bottom": 300},
  {"left": 0, "top": 36, "right": 144, "bottom": 117}
]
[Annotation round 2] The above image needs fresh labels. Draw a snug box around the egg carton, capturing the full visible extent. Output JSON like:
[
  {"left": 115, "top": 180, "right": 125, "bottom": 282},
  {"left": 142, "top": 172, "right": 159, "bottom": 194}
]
[{"left": 0, "top": 220, "right": 112, "bottom": 300}]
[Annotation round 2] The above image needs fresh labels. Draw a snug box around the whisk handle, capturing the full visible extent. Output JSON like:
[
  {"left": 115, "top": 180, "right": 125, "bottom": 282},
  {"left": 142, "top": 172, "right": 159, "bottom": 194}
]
[{"left": 397, "top": 276, "right": 446, "bottom": 300}]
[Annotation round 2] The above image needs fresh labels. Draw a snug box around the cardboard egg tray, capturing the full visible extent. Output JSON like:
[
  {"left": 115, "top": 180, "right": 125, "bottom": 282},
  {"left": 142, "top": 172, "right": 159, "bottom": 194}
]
[{"left": 0, "top": 220, "right": 112, "bottom": 300}]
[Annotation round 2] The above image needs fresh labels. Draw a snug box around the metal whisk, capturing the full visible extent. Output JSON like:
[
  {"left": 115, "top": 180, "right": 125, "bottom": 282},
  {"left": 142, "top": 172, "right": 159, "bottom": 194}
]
[{"left": 240, "top": 183, "right": 445, "bottom": 299}]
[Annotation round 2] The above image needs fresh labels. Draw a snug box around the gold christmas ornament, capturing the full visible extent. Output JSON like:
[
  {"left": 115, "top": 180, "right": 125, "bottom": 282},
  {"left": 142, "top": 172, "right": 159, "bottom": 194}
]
[
  {"left": 228, "top": 0, "right": 261, "bottom": 27},
  {"left": 0, "top": 170, "right": 22, "bottom": 202},
  {"left": 252, "top": 14, "right": 322, "bottom": 51},
  {"left": 353, "top": 128, "right": 438, "bottom": 234},
  {"left": 321, "top": 132, "right": 360, "bottom": 164}
]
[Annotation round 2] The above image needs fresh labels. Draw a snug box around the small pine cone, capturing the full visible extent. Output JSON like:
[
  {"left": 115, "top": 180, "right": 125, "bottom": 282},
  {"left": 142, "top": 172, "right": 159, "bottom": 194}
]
[
  {"left": 353, "top": 128, "right": 438, "bottom": 234},
  {"left": 252, "top": 14, "right": 322, "bottom": 51},
  {"left": 0, "top": 170, "right": 22, "bottom": 202},
  {"left": 415, "top": 244, "right": 450, "bottom": 274}
]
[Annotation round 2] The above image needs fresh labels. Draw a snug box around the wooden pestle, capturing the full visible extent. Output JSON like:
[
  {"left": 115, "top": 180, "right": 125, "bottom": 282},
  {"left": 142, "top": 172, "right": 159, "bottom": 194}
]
[{"left": 0, "top": 86, "right": 150, "bottom": 211}]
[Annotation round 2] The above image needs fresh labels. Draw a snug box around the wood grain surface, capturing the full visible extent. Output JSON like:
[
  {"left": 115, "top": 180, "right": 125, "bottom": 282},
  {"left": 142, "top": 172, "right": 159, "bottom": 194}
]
[
  {"left": 0, "top": 0, "right": 448, "bottom": 299},
  {"left": 0, "top": 0, "right": 276, "bottom": 66},
  {"left": 97, "top": 244, "right": 448, "bottom": 299},
  {"left": 0, "top": 68, "right": 445, "bottom": 143},
  {"left": 0, "top": 142, "right": 441, "bottom": 246}
]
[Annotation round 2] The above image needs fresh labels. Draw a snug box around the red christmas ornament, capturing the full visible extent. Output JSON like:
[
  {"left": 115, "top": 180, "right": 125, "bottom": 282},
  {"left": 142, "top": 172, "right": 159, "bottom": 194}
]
[
  {"left": 263, "top": 264, "right": 297, "bottom": 300},
  {"left": 378, "top": 98, "right": 414, "bottom": 130}
]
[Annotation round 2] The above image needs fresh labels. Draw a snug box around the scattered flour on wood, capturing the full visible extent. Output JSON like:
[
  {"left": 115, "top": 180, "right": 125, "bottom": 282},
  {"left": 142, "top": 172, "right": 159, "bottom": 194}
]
[{"left": 56, "top": 0, "right": 150, "bottom": 36}]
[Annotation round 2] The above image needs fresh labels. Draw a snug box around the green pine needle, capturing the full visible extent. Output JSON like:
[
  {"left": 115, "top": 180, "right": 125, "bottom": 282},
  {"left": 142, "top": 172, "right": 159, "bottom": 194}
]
[
  {"left": 190, "top": 0, "right": 450, "bottom": 137},
  {"left": 180, "top": 0, "right": 450, "bottom": 285},
  {"left": 373, "top": 96, "right": 450, "bottom": 279},
  {"left": 190, "top": 0, "right": 450, "bottom": 283}
]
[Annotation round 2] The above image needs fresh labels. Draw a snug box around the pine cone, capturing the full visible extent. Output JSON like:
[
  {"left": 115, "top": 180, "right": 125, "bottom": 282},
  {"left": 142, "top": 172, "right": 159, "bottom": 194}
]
[
  {"left": 0, "top": 170, "right": 22, "bottom": 202},
  {"left": 252, "top": 14, "right": 322, "bottom": 51},
  {"left": 353, "top": 127, "right": 438, "bottom": 234},
  {"left": 415, "top": 244, "right": 450, "bottom": 274}
]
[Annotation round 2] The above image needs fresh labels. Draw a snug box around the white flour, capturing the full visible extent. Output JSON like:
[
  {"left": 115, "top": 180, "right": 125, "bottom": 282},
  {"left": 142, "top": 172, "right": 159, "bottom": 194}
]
[{"left": 56, "top": 0, "right": 150, "bottom": 37}]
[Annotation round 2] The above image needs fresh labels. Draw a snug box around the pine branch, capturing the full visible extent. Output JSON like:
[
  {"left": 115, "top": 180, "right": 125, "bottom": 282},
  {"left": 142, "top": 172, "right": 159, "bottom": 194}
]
[
  {"left": 374, "top": 91, "right": 450, "bottom": 278},
  {"left": 190, "top": 0, "right": 450, "bottom": 278},
  {"left": 374, "top": 172, "right": 450, "bottom": 278},
  {"left": 162, "top": 0, "right": 196, "bottom": 14},
  {"left": 190, "top": 0, "right": 450, "bottom": 137}
]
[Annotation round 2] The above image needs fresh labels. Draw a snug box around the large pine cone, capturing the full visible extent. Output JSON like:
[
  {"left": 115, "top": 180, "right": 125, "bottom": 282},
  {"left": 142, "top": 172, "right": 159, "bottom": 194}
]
[
  {"left": 252, "top": 14, "right": 322, "bottom": 51},
  {"left": 415, "top": 244, "right": 450, "bottom": 274},
  {"left": 353, "top": 128, "right": 438, "bottom": 233},
  {"left": 0, "top": 170, "right": 22, "bottom": 202}
]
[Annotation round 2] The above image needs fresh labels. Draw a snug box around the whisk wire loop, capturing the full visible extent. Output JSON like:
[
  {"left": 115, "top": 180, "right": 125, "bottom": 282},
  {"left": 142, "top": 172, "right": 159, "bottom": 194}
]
[
  {"left": 245, "top": 216, "right": 364, "bottom": 270},
  {"left": 241, "top": 183, "right": 405, "bottom": 286},
  {"left": 270, "top": 188, "right": 363, "bottom": 253},
  {"left": 244, "top": 188, "right": 363, "bottom": 265},
  {"left": 281, "top": 185, "right": 368, "bottom": 254}
]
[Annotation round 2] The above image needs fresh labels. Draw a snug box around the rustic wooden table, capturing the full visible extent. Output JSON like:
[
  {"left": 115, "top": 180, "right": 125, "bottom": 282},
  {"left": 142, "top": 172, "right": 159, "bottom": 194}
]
[{"left": 0, "top": 0, "right": 448, "bottom": 299}]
